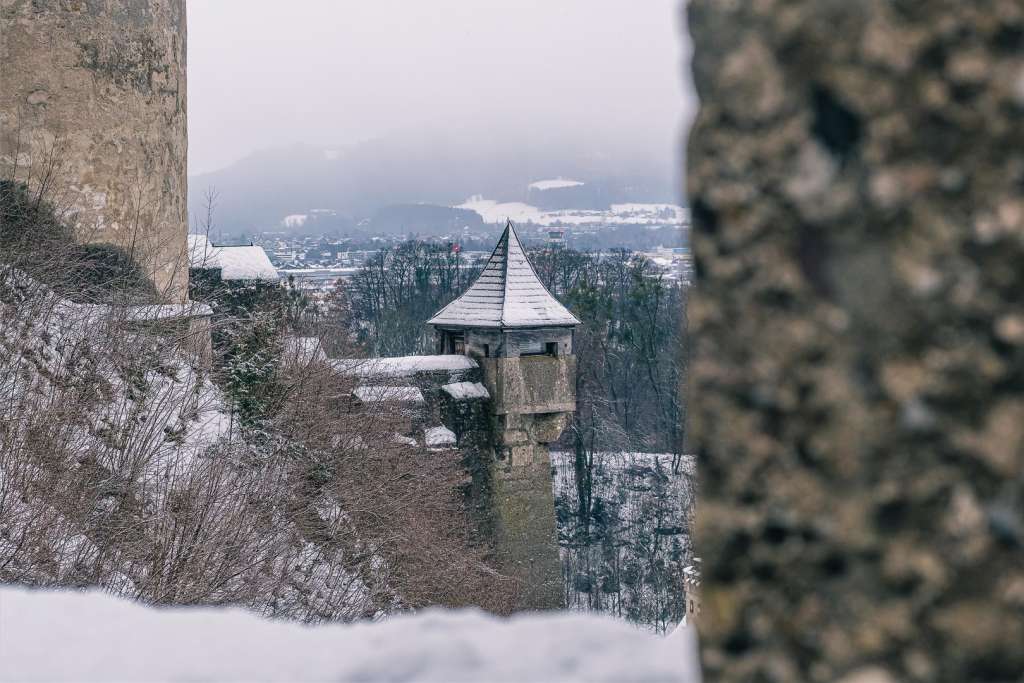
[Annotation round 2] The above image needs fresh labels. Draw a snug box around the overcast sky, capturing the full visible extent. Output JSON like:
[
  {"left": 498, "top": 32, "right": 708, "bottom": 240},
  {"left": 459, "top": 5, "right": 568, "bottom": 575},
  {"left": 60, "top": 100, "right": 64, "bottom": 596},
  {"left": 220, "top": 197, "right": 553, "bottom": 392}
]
[{"left": 187, "top": 0, "right": 694, "bottom": 176}]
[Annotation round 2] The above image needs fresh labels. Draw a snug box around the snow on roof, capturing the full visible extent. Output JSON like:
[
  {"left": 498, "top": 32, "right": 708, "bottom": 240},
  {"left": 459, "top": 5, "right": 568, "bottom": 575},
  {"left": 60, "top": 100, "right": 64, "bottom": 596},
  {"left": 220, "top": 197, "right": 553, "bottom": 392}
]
[
  {"left": 529, "top": 178, "right": 585, "bottom": 191},
  {"left": 442, "top": 381, "right": 490, "bottom": 400},
  {"left": 428, "top": 221, "right": 580, "bottom": 329},
  {"left": 332, "top": 355, "right": 478, "bottom": 379},
  {"left": 424, "top": 425, "right": 457, "bottom": 448},
  {"left": 0, "top": 587, "right": 697, "bottom": 682},
  {"left": 188, "top": 233, "right": 218, "bottom": 269},
  {"left": 352, "top": 386, "right": 425, "bottom": 403},
  {"left": 187, "top": 234, "right": 279, "bottom": 282}
]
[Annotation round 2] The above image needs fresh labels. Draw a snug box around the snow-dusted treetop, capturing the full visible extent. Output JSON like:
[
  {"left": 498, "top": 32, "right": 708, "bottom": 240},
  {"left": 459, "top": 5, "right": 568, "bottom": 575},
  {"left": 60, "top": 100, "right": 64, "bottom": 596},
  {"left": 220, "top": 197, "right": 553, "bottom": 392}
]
[
  {"left": 0, "top": 587, "right": 697, "bottom": 682},
  {"left": 428, "top": 221, "right": 580, "bottom": 329},
  {"left": 187, "top": 234, "right": 279, "bottom": 282}
]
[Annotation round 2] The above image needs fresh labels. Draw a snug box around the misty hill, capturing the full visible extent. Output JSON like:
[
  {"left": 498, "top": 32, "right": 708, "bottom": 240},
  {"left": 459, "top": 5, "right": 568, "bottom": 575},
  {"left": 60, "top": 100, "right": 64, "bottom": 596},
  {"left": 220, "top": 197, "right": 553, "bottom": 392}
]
[
  {"left": 363, "top": 204, "right": 485, "bottom": 237},
  {"left": 189, "top": 129, "right": 678, "bottom": 237}
]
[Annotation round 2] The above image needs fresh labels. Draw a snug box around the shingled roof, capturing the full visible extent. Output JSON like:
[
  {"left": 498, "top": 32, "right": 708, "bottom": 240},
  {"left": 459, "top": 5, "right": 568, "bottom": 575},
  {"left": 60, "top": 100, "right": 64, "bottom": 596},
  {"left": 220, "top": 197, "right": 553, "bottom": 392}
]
[{"left": 428, "top": 221, "right": 580, "bottom": 329}]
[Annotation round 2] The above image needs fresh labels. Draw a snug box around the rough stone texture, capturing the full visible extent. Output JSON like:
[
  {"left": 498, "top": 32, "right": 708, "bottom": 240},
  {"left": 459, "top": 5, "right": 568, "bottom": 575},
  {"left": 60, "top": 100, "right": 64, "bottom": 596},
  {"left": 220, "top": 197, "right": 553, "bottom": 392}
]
[
  {"left": 480, "top": 355, "right": 577, "bottom": 415},
  {"left": 0, "top": 0, "right": 188, "bottom": 300},
  {"left": 489, "top": 447, "right": 564, "bottom": 611},
  {"left": 687, "top": 2, "right": 1024, "bottom": 681}
]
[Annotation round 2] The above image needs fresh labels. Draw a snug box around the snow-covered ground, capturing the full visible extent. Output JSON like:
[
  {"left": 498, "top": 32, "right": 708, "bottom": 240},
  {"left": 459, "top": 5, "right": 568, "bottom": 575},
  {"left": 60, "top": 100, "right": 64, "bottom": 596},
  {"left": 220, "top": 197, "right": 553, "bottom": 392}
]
[
  {"left": 457, "top": 196, "right": 688, "bottom": 228},
  {"left": 552, "top": 451, "right": 696, "bottom": 633},
  {"left": 0, "top": 587, "right": 699, "bottom": 682},
  {"left": 0, "top": 270, "right": 392, "bottom": 622}
]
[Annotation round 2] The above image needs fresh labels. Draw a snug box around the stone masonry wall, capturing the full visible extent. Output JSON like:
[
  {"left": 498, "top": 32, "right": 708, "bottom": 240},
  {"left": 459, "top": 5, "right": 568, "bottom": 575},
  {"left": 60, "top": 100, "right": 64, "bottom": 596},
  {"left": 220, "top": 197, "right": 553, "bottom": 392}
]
[
  {"left": 480, "top": 355, "right": 576, "bottom": 415},
  {"left": 478, "top": 354, "right": 573, "bottom": 610},
  {"left": 0, "top": 0, "right": 188, "bottom": 300},
  {"left": 687, "top": 2, "right": 1024, "bottom": 681}
]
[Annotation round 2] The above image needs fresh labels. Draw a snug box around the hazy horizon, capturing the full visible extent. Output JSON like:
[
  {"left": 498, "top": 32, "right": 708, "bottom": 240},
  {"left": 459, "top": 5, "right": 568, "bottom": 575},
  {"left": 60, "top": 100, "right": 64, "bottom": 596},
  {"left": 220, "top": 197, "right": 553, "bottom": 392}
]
[{"left": 187, "top": 0, "right": 694, "bottom": 178}]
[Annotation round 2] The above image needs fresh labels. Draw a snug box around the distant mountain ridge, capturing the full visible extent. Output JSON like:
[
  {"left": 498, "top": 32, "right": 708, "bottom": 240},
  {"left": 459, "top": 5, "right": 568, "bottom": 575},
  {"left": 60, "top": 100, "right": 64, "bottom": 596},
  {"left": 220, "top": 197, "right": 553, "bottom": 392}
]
[{"left": 189, "top": 129, "right": 678, "bottom": 237}]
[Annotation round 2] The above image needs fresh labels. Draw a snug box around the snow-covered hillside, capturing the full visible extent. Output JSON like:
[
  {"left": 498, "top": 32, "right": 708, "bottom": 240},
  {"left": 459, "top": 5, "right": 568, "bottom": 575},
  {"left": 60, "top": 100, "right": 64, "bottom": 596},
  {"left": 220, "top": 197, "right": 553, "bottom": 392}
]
[
  {"left": 457, "top": 195, "right": 688, "bottom": 227},
  {"left": 0, "top": 270, "right": 392, "bottom": 621},
  {"left": 0, "top": 587, "right": 699, "bottom": 682}
]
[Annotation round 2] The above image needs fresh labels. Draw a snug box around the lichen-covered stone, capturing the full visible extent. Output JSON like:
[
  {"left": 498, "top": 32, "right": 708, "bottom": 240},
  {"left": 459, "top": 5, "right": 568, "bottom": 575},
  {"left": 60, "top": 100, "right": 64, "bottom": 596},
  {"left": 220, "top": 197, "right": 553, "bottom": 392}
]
[
  {"left": 687, "top": 1, "right": 1024, "bottom": 681},
  {"left": 0, "top": 0, "right": 188, "bottom": 300}
]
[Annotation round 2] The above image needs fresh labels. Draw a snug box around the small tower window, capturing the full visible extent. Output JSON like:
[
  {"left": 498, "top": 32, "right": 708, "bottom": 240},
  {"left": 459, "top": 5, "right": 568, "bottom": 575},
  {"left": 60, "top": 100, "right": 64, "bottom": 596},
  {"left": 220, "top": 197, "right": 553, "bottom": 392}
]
[
  {"left": 519, "top": 340, "right": 544, "bottom": 356},
  {"left": 445, "top": 331, "right": 465, "bottom": 354}
]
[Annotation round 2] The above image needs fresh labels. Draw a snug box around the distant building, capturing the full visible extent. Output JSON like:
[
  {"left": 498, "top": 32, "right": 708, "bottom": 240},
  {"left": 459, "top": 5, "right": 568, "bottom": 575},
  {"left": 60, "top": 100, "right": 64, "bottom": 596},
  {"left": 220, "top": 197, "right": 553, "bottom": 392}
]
[
  {"left": 546, "top": 229, "right": 567, "bottom": 250},
  {"left": 187, "top": 235, "right": 279, "bottom": 283}
]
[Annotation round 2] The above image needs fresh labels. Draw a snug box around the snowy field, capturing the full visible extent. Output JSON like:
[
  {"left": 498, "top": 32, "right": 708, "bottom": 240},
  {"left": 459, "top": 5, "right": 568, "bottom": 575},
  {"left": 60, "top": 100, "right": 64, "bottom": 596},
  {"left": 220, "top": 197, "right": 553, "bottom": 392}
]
[
  {"left": 0, "top": 587, "right": 700, "bottom": 682},
  {"left": 457, "top": 196, "right": 688, "bottom": 227}
]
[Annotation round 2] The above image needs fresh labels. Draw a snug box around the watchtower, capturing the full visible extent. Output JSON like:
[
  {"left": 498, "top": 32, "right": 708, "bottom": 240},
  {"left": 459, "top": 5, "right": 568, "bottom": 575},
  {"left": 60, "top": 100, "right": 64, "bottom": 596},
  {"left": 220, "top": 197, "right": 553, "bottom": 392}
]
[{"left": 429, "top": 220, "right": 579, "bottom": 609}]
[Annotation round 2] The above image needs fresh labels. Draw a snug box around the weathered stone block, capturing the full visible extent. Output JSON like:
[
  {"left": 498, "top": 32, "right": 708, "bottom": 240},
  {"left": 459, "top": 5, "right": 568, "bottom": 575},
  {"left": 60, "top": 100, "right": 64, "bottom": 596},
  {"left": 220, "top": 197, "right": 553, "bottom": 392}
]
[
  {"left": 688, "top": 1, "right": 1024, "bottom": 680},
  {"left": 481, "top": 355, "right": 576, "bottom": 415}
]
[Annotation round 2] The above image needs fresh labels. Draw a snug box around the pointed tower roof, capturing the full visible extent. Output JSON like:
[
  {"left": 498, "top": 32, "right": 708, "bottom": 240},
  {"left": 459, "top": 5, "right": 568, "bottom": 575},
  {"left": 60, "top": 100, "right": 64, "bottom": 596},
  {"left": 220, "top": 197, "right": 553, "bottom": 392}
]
[{"left": 428, "top": 221, "right": 580, "bottom": 329}]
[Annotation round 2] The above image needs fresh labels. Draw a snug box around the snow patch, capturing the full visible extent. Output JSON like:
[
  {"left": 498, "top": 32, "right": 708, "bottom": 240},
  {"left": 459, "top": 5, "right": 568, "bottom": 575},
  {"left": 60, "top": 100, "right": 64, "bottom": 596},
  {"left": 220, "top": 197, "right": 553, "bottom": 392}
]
[
  {"left": 529, "top": 178, "right": 585, "bottom": 191},
  {"left": 424, "top": 426, "right": 457, "bottom": 448},
  {"left": 283, "top": 214, "right": 308, "bottom": 228}
]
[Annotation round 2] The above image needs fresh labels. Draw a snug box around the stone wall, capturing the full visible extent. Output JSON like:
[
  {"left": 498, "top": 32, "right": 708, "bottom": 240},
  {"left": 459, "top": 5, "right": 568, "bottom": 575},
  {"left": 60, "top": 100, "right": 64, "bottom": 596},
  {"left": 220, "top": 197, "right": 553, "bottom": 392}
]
[
  {"left": 489, "top": 445, "right": 563, "bottom": 611},
  {"left": 687, "top": 2, "right": 1024, "bottom": 681},
  {"left": 480, "top": 355, "right": 576, "bottom": 415},
  {"left": 0, "top": 0, "right": 188, "bottom": 301}
]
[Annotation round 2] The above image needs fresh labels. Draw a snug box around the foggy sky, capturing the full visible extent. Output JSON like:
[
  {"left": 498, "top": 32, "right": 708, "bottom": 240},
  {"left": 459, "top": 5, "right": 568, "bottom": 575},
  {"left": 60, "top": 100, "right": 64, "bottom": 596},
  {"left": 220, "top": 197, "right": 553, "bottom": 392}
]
[{"left": 187, "top": 0, "right": 694, "bottom": 176}]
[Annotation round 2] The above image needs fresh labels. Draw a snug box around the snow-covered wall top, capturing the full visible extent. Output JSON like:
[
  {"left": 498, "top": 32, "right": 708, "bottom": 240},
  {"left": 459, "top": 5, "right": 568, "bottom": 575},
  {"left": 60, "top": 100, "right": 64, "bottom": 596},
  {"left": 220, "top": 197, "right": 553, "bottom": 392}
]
[
  {"left": 331, "top": 355, "right": 479, "bottom": 379},
  {"left": 0, "top": 587, "right": 698, "bottom": 682}
]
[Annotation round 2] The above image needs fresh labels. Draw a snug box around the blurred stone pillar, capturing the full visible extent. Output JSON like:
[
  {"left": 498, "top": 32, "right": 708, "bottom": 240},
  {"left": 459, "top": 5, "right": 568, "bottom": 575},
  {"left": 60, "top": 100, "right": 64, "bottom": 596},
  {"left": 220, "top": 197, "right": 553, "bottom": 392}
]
[{"left": 686, "top": 2, "right": 1024, "bottom": 681}]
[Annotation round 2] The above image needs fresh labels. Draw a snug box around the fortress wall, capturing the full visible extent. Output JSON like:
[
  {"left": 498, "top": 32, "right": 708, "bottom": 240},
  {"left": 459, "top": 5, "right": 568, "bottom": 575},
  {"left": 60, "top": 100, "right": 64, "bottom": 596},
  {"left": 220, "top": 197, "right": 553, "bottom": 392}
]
[{"left": 0, "top": 0, "right": 188, "bottom": 300}]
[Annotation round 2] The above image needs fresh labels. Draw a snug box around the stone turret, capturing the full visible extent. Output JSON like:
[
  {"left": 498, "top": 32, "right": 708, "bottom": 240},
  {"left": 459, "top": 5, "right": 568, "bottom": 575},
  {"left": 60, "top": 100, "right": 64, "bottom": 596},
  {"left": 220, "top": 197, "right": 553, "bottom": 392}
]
[
  {"left": 429, "top": 221, "right": 579, "bottom": 609},
  {"left": 0, "top": 0, "right": 189, "bottom": 301}
]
